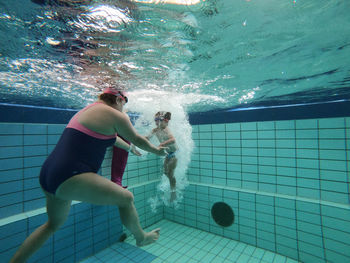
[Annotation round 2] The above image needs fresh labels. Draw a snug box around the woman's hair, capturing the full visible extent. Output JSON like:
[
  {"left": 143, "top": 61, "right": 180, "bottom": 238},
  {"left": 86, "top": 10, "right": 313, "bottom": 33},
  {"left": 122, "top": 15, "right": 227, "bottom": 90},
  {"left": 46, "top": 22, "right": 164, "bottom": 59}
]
[
  {"left": 99, "top": 85, "right": 127, "bottom": 106},
  {"left": 99, "top": 93, "right": 117, "bottom": 105},
  {"left": 156, "top": 111, "right": 171, "bottom": 121},
  {"left": 99, "top": 93, "right": 125, "bottom": 105}
]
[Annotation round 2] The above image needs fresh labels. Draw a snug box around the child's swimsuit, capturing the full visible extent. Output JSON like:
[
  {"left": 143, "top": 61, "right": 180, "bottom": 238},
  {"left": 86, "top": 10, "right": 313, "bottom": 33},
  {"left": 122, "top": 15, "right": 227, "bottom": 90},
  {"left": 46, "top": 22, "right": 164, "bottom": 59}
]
[
  {"left": 39, "top": 102, "right": 116, "bottom": 194},
  {"left": 166, "top": 151, "right": 176, "bottom": 160}
]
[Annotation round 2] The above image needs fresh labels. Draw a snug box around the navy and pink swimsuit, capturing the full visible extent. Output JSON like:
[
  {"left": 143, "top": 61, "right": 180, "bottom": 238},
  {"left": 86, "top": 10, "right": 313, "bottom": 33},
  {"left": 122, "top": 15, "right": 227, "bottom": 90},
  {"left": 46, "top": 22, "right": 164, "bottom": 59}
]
[{"left": 39, "top": 102, "right": 116, "bottom": 194}]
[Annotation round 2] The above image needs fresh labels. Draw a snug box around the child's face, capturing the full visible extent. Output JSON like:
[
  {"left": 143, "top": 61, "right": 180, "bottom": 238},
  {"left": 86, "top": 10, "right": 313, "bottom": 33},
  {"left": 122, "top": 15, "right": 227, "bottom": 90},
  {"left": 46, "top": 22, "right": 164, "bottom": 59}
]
[{"left": 154, "top": 116, "right": 168, "bottom": 128}]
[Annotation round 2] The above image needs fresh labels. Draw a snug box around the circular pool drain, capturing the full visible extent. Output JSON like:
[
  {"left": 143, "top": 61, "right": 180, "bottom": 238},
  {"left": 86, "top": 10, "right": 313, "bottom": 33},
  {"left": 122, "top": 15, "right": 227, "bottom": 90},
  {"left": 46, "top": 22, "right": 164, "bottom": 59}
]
[{"left": 211, "top": 202, "right": 234, "bottom": 227}]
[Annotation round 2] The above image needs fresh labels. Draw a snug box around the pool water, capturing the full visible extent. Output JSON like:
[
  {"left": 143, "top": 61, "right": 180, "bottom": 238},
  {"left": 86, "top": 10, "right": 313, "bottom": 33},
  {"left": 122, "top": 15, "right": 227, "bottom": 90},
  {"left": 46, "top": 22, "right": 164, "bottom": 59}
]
[
  {"left": 1, "top": 0, "right": 350, "bottom": 111},
  {"left": 1, "top": 1, "right": 350, "bottom": 262}
]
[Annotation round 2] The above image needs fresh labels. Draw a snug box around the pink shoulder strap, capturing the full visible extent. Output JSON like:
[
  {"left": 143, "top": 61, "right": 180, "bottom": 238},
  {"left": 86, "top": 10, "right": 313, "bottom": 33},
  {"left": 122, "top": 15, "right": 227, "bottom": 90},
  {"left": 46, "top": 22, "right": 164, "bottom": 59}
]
[{"left": 67, "top": 102, "right": 116, "bottom": 140}]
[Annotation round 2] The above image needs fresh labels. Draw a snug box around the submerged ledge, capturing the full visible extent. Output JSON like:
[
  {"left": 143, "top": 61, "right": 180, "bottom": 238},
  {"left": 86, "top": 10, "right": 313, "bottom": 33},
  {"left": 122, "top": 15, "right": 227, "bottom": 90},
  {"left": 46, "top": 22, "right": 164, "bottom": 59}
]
[
  {"left": 1, "top": 180, "right": 348, "bottom": 228},
  {"left": 192, "top": 181, "right": 350, "bottom": 211}
]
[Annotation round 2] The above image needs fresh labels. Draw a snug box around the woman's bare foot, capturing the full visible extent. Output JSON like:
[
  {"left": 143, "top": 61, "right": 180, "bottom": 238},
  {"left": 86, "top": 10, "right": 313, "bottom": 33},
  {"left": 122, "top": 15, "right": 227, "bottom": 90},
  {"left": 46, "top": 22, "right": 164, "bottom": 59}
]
[{"left": 136, "top": 228, "right": 160, "bottom": 247}]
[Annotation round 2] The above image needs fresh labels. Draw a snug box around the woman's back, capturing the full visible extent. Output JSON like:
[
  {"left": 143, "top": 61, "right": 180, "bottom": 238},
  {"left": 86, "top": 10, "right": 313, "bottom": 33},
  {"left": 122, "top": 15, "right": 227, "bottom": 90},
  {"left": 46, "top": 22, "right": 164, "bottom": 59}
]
[{"left": 70, "top": 101, "right": 125, "bottom": 137}]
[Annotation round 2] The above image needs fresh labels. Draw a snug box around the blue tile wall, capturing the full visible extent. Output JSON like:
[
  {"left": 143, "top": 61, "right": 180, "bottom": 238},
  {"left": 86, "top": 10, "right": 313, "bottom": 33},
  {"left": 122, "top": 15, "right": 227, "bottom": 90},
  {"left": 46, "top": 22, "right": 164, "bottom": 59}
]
[
  {"left": 0, "top": 117, "right": 164, "bottom": 262},
  {"left": 165, "top": 116, "right": 350, "bottom": 263},
  {"left": 187, "top": 117, "right": 350, "bottom": 205},
  {"left": 0, "top": 203, "right": 123, "bottom": 263},
  {"left": 1, "top": 103, "right": 350, "bottom": 263},
  {"left": 0, "top": 122, "right": 127, "bottom": 262}
]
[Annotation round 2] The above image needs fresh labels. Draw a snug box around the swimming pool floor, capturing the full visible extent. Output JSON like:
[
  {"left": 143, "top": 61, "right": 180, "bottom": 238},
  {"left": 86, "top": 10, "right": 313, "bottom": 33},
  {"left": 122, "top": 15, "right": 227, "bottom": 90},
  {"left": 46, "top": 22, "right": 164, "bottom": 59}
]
[{"left": 80, "top": 219, "right": 300, "bottom": 263}]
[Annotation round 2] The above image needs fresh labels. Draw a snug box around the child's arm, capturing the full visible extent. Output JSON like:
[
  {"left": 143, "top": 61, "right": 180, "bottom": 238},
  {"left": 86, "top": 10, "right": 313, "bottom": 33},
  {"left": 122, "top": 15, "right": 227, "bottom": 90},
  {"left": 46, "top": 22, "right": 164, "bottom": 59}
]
[
  {"left": 159, "top": 129, "right": 176, "bottom": 147},
  {"left": 145, "top": 128, "right": 156, "bottom": 140},
  {"left": 159, "top": 136, "right": 175, "bottom": 147}
]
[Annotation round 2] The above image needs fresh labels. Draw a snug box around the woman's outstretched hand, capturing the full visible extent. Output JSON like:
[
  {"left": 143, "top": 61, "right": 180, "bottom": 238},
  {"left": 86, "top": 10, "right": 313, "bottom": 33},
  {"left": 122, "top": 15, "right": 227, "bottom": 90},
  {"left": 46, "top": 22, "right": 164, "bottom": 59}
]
[
  {"left": 156, "top": 146, "right": 168, "bottom": 156},
  {"left": 131, "top": 145, "right": 142, "bottom": 156}
]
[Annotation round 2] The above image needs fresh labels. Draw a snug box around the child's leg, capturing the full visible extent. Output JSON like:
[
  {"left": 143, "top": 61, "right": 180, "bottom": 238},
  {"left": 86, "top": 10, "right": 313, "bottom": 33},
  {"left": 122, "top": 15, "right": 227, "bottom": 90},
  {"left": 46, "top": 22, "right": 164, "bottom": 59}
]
[{"left": 164, "top": 157, "right": 177, "bottom": 201}]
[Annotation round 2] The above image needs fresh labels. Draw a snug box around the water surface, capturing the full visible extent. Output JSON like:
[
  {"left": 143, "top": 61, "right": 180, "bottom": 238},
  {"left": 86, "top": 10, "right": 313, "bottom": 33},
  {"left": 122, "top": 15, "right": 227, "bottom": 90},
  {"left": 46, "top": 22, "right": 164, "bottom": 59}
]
[{"left": 1, "top": 0, "right": 350, "bottom": 112}]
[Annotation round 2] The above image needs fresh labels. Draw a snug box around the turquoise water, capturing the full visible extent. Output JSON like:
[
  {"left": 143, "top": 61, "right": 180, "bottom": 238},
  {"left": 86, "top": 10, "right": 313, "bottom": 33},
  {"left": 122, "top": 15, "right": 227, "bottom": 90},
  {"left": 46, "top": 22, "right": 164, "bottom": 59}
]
[{"left": 1, "top": 0, "right": 350, "bottom": 111}]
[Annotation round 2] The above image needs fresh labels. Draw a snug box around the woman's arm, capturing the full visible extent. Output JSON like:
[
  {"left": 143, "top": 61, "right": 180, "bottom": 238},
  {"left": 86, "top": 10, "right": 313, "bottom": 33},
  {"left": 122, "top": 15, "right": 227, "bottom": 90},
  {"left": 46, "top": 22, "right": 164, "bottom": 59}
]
[
  {"left": 114, "top": 136, "right": 131, "bottom": 151},
  {"left": 114, "top": 113, "right": 166, "bottom": 156},
  {"left": 159, "top": 136, "right": 175, "bottom": 147},
  {"left": 114, "top": 136, "right": 142, "bottom": 156}
]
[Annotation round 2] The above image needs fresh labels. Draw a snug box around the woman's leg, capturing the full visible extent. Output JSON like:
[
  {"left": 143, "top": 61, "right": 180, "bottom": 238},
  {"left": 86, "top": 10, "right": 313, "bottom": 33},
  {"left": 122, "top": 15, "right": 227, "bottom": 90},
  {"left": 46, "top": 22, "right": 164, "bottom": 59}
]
[
  {"left": 10, "top": 192, "right": 72, "bottom": 263},
  {"left": 55, "top": 172, "right": 160, "bottom": 246}
]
